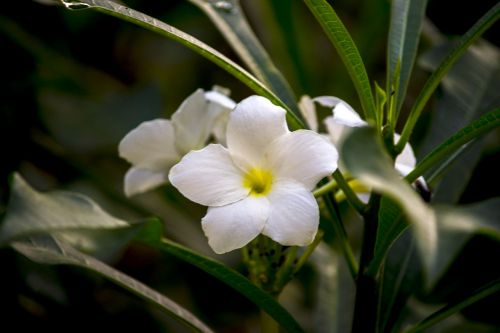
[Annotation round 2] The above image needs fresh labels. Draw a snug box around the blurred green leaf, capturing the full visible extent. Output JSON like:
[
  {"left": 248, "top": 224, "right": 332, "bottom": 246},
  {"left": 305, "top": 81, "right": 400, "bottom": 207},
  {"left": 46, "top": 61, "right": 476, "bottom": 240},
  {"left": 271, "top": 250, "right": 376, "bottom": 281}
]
[
  {"left": 57, "top": 0, "right": 305, "bottom": 130},
  {"left": 12, "top": 236, "right": 215, "bottom": 333},
  {"left": 406, "top": 108, "right": 500, "bottom": 184},
  {"left": 430, "top": 198, "right": 500, "bottom": 285},
  {"left": 386, "top": 0, "right": 428, "bottom": 115},
  {"left": 40, "top": 84, "right": 164, "bottom": 152},
  {"left": 187, "top": 0, "right": 299, "bottom": 115},
  {"left": 417, "top": 40, "right": 500, "bottom": 203},
  {"left": 136, "top": 219, "right": 306, "bottom": 333},
  {"left": 340, "top": 127, "right": 437, "bottom": 273},
  {"left": 0, "top": 173, "right": 128, "bottom": 244},
  {"left": 302, "top": 0, "right": 377, "bottom": 124},
  {"left": 397, "top": 3, "right": 500, "bottom": 152},
  {"left": 310, "top": 243, "right": 355, "bottom": 333},
  {"left": 378, "top": 230, "right": 421, "bottom": 333},
  {"left": 404, "top": 277, "right": 500, "bottom": 333}
]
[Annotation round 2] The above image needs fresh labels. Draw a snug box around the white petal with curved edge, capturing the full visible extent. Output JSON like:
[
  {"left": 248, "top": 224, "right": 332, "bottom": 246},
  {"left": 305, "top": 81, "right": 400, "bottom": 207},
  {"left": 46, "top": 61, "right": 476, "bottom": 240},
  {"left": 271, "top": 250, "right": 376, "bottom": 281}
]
[
  {"left": 124, "top": 167, "right": 169, "bottom": 197},
  {"left": 171, "top": 89, "right": 218, "bottom": 154},
  {"left": 205, "top": 90, "right": 236, "bottom": 110},
  {"left": 119, "top": 119, "right": 180, "bottom": 169},
  {"left": 314, "top": 96, "right": 366, "bottom": 127},
  {"left": 394, "top": 133, "right": 417, "bottom": 171},
  {"left": 333, "top": 102, "right": 367, "bottom": 127},
  {"left": 227, "top": 96, "right": 289, "bottom": 168},
  {"left": 168, "top": 144, "right": 248, "bottom": 206},
  {"left": 202, "top": 196, "right": 269, "bottom": 254},
  {"left": 263, "top": 180, "right": 319, "bottom": 246},
  {"left": 267, "top": 130, "right": 338, "bottom": 190},
  {"left": 298, "top": 95, "right": 318, "bottom": 131}
]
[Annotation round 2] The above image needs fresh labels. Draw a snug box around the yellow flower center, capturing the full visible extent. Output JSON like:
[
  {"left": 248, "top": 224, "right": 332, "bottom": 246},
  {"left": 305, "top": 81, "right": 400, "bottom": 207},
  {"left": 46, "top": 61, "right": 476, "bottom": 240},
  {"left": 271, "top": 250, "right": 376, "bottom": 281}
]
[{"left": 242, "top": 168, "right": 273, "bottom": 196}]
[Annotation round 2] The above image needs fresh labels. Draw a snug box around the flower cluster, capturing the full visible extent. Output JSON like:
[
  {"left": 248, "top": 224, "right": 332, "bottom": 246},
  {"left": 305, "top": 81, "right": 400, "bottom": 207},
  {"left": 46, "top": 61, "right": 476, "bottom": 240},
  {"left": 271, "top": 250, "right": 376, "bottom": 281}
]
[{"left": 119, "top": 89, "right": 423, "bottom": 253}]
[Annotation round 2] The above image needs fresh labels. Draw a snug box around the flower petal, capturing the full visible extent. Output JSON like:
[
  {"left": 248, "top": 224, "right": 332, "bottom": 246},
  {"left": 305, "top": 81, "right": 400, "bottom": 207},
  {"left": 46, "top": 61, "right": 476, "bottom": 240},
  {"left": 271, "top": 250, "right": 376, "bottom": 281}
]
[
  {"left": 298, "top": 95, "right": 318, "bottom": 132},
  {"left": 394, "top": 134, "right": 417, "bottom": 173},
  {"left": 171, "top": 89, "right": 222, "bottom": 154},
  {"left": 202, "top": 196, "right": 269, "bottom": 254},
  {"left": 227, "top": 96, "right": 289, "bottom": 168},
  {"left": 168, "top": 144, "right": 248, "bottom": 206},
  {"left": 205, "top": 90, "right": 235, "bottom": 146},
  {"left": 314, "top": 95, "right": 366, "bottom": 127},
  {"left": 263, "top": 180, "right": 319, "bottom": 246},
  {"left": 267, "top": 130, "right": 338, "bottom": 189},
  {"left": 119, "top": 119, "right": 179, "bottom": 169},
  {"left": 124, "top": 167, "right": 168, "bottom": 197}
]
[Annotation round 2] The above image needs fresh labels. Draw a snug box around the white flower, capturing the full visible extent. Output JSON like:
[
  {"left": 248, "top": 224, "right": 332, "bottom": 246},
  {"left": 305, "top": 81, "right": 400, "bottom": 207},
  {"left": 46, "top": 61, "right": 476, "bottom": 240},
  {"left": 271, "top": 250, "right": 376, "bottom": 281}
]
[
  {"left": 119, "top": 88, "right": 235, "bottom": 197},
  {"left": 168, "top": 96, "right": 338, "bottom": 254}
]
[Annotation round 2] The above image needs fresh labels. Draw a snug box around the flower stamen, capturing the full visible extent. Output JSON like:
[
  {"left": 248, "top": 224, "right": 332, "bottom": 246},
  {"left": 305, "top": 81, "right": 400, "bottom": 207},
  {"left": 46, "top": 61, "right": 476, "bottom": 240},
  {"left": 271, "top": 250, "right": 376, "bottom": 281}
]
[{"left": 243, "top": 168, "right": 273, "bottom": 196}]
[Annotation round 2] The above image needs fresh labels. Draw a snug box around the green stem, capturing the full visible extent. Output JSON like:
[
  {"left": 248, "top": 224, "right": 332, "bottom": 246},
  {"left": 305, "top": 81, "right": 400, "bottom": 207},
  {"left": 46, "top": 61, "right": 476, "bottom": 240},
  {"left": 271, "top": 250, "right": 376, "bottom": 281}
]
[
  {"left": 351, "top": 195, "right": 381, "bottom": 333},
  {"left": 313, "top": 179, "right": 338, "bottom": 197},
  {"left": 332, "top": 170, "right": 367, "bottom": 215},
  {"left": 404, "top": 279, "right": 500, "bottom": 333},
  {"left": 294, "top": 230, "right": 324, "bottom": 274},
  {"left": 261, "top": 309, "right": 279, "bottom": 333},
  {"left": 395, "top": 3, "right": 500, "bottom": 153}
]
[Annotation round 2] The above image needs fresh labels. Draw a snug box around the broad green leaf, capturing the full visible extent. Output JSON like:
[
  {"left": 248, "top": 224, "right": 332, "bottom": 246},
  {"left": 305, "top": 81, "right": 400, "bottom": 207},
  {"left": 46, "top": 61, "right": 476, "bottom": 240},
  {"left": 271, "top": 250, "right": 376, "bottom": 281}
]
[
  {"left": 302, "top": 0, "right": 377, "bottom": 123},
  {"left": 397, "top": 3, "right": 500, "bottom": 152},
  {"left": 0, "top": 174, "right": 128, "bottom": 244},
  {"left": 57, "top": 0, "right": 305, "bottom": 130},
  {"left": 136, "top": 220, "right": 306, "bottom": 333},
  {"left": 404, "top": 278, "right": 500, "bottom": 333},
  {"left": 340, "top": 127, "right": 437, "bottom": 271},
  {"left": 386, "top": 0, "right": 428, "bottom": 115},
  {"left": 417, "top": 40, "right": 500, "bottom": 203},
  {"left": 406, "top": 108, "right": 500, "bottom": 184},
  {"left": 429, "top": 198, "right": 500, "bottom": 285},
  {"left": 187, "top": 0, "right": 299, "bottom": 115},
  {"left": 12, "top": 236, "right": 214, "bottom": 333}
]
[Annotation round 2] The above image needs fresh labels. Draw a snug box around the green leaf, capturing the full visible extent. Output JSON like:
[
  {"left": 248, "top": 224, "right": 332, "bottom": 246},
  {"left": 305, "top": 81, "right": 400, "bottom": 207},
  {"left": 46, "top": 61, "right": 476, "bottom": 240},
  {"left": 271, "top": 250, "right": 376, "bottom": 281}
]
[
  {"left": 386, "top": 0, "right": 428, "bottom": 115},
  {"left": 403, "top": 278, "right": 500, "bottom": 333},
  {"left": 310, "top": 243, "right": 355, "bottom": 333},
  {"left": 397, "top": 3, "right": 500, "bottom": 152},
  {"left": 12, "top": 236, "right": 214, "bottom": 333},
  {"left": 340, "top": 127, "right": 437, "bottom": 272},
  {"left": 302, "top": 0, "right": 377, "bottom": 123},
  {"left": 57, "top": 0, "right": 304, "bottom": 130},
  {"left": 186, "top": 0, "right": 299, "bottom": 116},
  {"left": 378, "top": 230, "right": 421, "bottom": 333},
  {"left": 429, "top": 198, "right": 500, "bottom": 285},
  {"left": 135, "top": 220, "right": 306, "bottom": 333},
  {"left": 368, "top": 198, "right": 407, "bottom": 275},
  {"left": 0, "top": 174, "right": 128, "bottom": 245},
  {"left": 417, "top": 40, "right": 500, "bottom": 203},
  {"left": 406, "top": 108, "right": 500, "bottom": 184}
]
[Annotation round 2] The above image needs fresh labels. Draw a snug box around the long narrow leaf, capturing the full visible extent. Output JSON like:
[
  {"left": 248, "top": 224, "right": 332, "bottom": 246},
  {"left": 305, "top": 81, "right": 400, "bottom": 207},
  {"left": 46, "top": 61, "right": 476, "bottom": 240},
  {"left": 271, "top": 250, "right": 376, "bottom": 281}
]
[
  {"left": 406, "top": 108, "right": 500, "bottom": 183},
  {"left": 12, "top": 236, "right": 214, "bottom": 333},
  {"left": 57, "top": 0, "right": 305, "bottom": 130},
  {"left": 387, "top": 0, "right": 428, "bottom": 116},
  {"left": 136, "top": 220, "right": 305, "bottom": 333},
  {"left": 187, "top": 0, "right": 300, "bottom": 116},
  {"left": 396, "top": 3, "right": 500, "bottom": 152},
  {"left": 404, "top": 278, "right": 500, "bottom": 333},
  {"left": 302, "top": 0, "right": 377, "bottom": 123}
]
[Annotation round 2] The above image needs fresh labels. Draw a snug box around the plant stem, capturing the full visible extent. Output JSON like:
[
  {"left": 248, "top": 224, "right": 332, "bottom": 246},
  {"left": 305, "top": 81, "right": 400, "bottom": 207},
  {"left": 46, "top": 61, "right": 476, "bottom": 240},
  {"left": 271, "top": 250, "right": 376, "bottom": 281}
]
[
  {"left": 332, "top": 170, "right": 367, "bottom": 215},
  {"left": 351, "top": 195, "right": 381, "bottom": 333},
  {"left": 261, "top": 309, "right": 279, "bottom": 333}
]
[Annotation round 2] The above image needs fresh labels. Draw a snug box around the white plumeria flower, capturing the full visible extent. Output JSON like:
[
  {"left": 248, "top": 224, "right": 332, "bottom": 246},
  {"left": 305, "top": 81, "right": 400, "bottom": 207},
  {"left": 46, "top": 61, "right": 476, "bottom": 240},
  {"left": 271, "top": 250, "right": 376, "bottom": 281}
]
[
  {"left": 119, "top": 88, "right": 235, "bottom": 197},
  {"left": 168, "top": 96, "right": 339, "bottom": 254}
]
